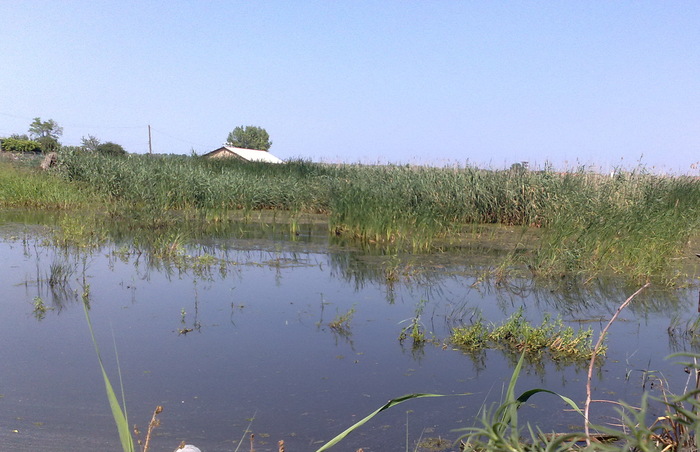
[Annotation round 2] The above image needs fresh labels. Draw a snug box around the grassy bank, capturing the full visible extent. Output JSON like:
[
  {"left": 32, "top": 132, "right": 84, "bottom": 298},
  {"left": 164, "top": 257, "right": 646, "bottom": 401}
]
[
  {"left": 4, "top": 150, "right": 700, "bottom": 281},
  {"left": 0, "top": 154, "right": 103, "bottom": 209}
]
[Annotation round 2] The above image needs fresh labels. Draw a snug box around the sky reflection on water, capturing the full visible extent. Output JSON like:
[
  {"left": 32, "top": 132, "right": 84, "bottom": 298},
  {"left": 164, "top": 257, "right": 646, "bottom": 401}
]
[{"left": 0, "top": 232, "right": 698, "bottom": 451}]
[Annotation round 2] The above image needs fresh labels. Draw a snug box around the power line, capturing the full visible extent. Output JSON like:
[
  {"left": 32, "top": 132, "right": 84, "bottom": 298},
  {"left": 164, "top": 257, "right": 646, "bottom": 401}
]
[
  {"left": 68, "top": 124, "right": 146, "bottom": 130},
  {"left": 149, "top": 126, "right": 213, "bottom": 149},
  {"left": 1, "top": 112, "right": 217, "bottom": 152},
  {"left": 0, "top": 112, "right": 144, "bottom": 129},
  {"left": 0, "top": 112, "right": 34, "bottom": 120}
]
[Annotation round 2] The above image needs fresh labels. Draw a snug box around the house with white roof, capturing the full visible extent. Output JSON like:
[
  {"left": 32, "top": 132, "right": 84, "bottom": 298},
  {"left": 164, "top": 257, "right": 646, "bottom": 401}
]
[{"left": 203, "top": 145, "right": 283, "bottom": 164}]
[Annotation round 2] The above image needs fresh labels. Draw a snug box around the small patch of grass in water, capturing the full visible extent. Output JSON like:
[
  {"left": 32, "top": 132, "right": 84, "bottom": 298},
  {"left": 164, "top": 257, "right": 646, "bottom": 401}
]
[
  {"left": 48, "top": 260, "right": 74, "bottom": 287},
  {"left": 399, "top": 299, "right": 431, "bottom": 346},
  {"left": 450, "top": 308, "right": 598, "bottom": 363},
  {"left": 415, "top": 436, "right": 452, "bottom": 451},
  {"left": 329, "top": 305, "right": 356, "bottom": 334},
  {"left": 32, "top": 296, "right": 52, "bottom": 320}
]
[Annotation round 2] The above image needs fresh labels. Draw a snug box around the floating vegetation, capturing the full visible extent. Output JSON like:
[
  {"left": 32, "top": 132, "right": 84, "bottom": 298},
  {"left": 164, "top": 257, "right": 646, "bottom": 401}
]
[
  {"left": 47, "top": 260, "right": 74, "bottom": 287},
  {"left": 329, "top": 305, "right": 356, "bottom": 334},
  {"left": 450, "top": 308, "right": 598, "bottom": 363},
  {"left": 32, "top": 296, "right": 52, "bottom": 320},
  {"left": 415, "top": 436, "right": 453, "bottom": 452},
  {"left": 398, "top": 299, "right": 430, "bottom": 346}
]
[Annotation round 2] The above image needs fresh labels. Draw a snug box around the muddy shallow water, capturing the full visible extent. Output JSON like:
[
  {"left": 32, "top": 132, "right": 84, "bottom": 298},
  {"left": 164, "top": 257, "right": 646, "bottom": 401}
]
[{"left": 0, "top": 219, "right": 699, "bottom": 451}]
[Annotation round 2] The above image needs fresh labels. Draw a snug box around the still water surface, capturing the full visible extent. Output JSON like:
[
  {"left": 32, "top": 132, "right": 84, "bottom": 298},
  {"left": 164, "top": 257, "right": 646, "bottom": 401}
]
[{"left": 0, "top": 222, "right": 698, "bottom": 451}]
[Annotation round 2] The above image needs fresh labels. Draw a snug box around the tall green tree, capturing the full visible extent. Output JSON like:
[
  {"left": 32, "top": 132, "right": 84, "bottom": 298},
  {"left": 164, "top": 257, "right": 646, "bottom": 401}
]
[
  {"left": 226, "top": 125, "right": 272, "bottom": 151},
  {"left": 29, "top": 117, "right": 63, "bottom": 140},
  {"left": 28, "top": 117, "right": 63, "bottom": 152},
  {"left": 81, "top": 135, "right": 101, "bottom": 152}
]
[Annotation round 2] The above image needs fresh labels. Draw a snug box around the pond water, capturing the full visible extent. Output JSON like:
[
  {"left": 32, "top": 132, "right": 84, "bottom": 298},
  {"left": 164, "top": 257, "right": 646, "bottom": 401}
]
[{"left": 1, "top": 217, "right": 699, "bottom": 451}]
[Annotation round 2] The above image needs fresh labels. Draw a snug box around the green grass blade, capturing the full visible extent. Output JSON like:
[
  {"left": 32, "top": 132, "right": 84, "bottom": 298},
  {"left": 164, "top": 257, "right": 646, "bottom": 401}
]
[
  {"left": 82, "top": 302, "right": 134, "bottom": 452},
  {"left": 506, "top": 353, "right": 525, "bottom": 404},
  {"left": 498, "top": 352, "right": 525, "bottom": 440},
  {"left": 315, "top": 393, "right": 469, "bottom": 452},
  {"left": 515, "top": 388, "right": 584, "bottom": 417},
  {"left": 111, "top": 326, "right": 130, "bottom": 433},
  {"left": 496, "top": 354, "right": 584, "bottom": 440},
  {"left": 233, "top": 411, "right": 257, "bottom": 452}
]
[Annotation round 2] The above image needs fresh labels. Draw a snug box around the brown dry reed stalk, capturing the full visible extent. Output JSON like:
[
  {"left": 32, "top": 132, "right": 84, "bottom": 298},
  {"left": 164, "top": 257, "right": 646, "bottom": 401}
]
[
  {"left": 584, "top": 282, "right": 650, "bottom": 445},
  {"left": 140, "top": 405, "right": 163, "bottom": 452}
]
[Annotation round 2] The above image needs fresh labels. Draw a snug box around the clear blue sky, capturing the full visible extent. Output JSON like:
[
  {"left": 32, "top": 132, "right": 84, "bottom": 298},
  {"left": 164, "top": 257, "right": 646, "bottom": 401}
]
[{"left": 1, "top": 1, "right": 698, "bottom": 173}]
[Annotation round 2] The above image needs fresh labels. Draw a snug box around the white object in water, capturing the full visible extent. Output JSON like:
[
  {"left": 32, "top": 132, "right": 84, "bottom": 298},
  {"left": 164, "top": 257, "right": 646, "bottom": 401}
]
[{"left": 174, "top": 445, "right": 201, "bottom": 452}]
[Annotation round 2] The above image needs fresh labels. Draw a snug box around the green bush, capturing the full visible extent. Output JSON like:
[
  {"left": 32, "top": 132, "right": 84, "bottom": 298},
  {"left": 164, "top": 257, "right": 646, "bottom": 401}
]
[
  {"left": 95, "top": 142, "right": 127, "bottom": 156},
  {"left": 36, "top": 136, "right": 60, "bottom": 152},
  {"left": 0, "top": 137, "right": 42, "bottom": 153}
]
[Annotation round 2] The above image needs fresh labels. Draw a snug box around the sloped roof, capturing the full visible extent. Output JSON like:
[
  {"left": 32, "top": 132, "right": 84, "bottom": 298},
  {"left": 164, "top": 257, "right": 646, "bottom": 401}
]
[{"left": 204, "top": 145, "right": 284, "bottom": 164}]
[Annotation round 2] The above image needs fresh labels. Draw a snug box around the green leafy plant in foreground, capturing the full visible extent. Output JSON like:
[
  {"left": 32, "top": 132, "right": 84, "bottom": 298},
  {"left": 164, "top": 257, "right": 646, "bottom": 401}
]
[
  {"left": 314, "top": 393, "right": 465, "bottom": 452},
  {"left": 313, "top": 353, "right": 582, "bottom": 452},
  {"left": 457, "top": 353, "right": 584, "bottom": 451},
  {"left": 83, "top": 294, "right": 165, "bottom": 452},
  {"left": 82, "top": 299, "right": 134, "bottom": 452},
  {"left": 318, "top": 285, "right": 668, "bottom": 451}
]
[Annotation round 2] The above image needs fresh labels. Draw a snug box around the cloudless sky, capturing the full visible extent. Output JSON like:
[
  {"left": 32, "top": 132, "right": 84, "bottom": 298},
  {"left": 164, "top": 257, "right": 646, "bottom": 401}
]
[{"left": 1, "top": 1, "right": 698, "bottom": 173}]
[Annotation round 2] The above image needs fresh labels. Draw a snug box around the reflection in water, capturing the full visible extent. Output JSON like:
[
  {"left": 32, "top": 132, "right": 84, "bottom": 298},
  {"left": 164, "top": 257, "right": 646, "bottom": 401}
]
[
  {"left": 1, "top": 217, "right": 699, "bottom": 451},
  {"left": 667, "top": 315, "right": 700, "bottom": 353}
]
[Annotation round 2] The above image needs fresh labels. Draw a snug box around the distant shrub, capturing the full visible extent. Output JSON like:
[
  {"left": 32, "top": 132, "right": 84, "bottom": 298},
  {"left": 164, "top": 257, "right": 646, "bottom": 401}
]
[
  {"left": 0, "top": 137, "right": 42, "bottom": 154},
  {"left": 36, "top": 136, "right": 60, "bottom": 153},
  {"left": 95, "top": 142, "right": 127, "bottom": 156}
]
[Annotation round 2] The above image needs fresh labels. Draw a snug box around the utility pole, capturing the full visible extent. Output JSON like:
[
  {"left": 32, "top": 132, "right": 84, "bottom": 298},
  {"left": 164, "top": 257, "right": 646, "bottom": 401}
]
[{"left": 148, "top": 125, "right": 153, "bottom": 155}]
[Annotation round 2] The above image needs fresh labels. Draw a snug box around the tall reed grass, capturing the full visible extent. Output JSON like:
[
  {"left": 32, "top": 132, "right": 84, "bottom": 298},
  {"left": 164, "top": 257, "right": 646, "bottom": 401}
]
[
  {"left": 45, "top": 152, "right": 700, "bottom": 280},
  {"left": 529, "top": 170, "right": 700, "bottom": 281},
  {"left": 56, "top": 151, "right": 330, "bottom": 213}
]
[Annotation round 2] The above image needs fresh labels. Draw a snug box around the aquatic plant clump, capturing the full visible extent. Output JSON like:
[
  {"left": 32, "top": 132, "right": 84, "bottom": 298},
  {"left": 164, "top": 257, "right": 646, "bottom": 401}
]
[
  {"left": 450, "top": 309, "right": 599, "bottom": 362},
  {"left": 329, "top": 305, "right": 356, "bottom": 333}
]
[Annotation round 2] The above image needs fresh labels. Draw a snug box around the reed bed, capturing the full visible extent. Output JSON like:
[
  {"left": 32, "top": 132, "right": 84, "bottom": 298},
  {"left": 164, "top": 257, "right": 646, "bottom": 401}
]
[
  {"left": 35, "top": 151, "right": 700, "bottom": 280},
  {"left": 56, "top": 151, "right": 330, "bottom": 212},
  {"left": 530, "top": 170, "right": 700, "bottom": 281}
]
